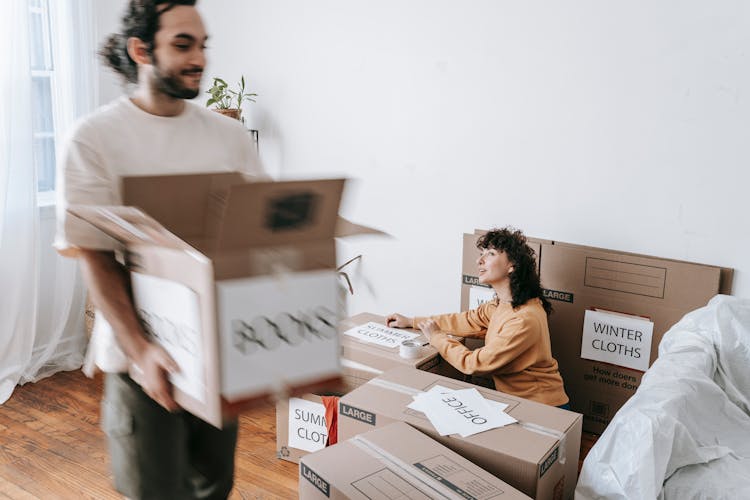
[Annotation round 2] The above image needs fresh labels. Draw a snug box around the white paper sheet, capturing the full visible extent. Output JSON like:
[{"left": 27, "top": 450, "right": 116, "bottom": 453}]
[
  {"left": 469, "top": 286, "right": 496, "bottom": 309},
  {"left": 342, "top": 321, "right": 419, "bottom": 348},
  {"left": 580, "top": 309, "right": 654, "bottom": 371},
  {"left": 131, "top": 273, "right": 205, "bottom": 403},
  {"left": 288, "top": 397, "right": 328, "bottom": 453},
  {"left": 408, "top": 385, "right": 516, "bottom": 437}
]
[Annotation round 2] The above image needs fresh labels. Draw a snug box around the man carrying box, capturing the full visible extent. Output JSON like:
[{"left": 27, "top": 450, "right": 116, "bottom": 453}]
[{"left": 55, "top": 1, "right": 263, "bottom": 497}]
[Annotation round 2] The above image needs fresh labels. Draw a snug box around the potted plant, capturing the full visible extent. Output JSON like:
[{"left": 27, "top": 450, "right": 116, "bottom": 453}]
[{"left": 205, "top": 76, "right": 257, "bottom": 121}]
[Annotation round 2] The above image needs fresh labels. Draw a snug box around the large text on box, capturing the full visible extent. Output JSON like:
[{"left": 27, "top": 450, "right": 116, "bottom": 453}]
[
  {"left": 288, "top": 398, "right": 328, "bottom": 453},
  {"left": 580, "top": 310, "right": 654, "bottom": 371}
]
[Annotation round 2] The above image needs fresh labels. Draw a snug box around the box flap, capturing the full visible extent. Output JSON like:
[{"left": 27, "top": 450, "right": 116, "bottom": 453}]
[
  {"left": 215, "top": 179, "right": 345, "bottom": 251},
  {"left": 335, "top": 217, "right": 388, "bottom": 238},
  {"left": 122, "top": 172, "right": 248, "bottom": 243},
  {"left": 67, "top": 205, "right": 187, "bottom": 249}
]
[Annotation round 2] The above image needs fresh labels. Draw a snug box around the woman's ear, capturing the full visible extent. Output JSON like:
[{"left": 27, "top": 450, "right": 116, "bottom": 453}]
[{"left": 127, "top": 37, "right": 151, "bottom": 65}]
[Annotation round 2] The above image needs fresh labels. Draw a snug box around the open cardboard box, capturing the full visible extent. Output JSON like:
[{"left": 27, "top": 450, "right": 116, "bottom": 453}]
[{"left": 69, "top": 172, "right": 380, "bottom": 428}]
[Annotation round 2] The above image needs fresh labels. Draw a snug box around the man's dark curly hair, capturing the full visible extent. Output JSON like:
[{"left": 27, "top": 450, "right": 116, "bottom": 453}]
[
  {"left": 99, "top": 0, "right": 197, "bottom": 84},
  {"left": 476, "top": 227, "right": 552, "bottom": 315}
]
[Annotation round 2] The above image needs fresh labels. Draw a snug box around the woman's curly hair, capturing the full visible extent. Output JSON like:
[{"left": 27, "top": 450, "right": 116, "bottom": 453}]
[
  {"left": 476, "top": 227, "right": 552, "bottom": 315},
  {"left": 99, "top": 0, "right": 197, "bottom": 84}
]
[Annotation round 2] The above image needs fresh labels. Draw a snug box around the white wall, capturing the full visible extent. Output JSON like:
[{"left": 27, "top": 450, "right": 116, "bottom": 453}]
[{"left": 99, "top": 1, "right": 750, "bottom": 317}]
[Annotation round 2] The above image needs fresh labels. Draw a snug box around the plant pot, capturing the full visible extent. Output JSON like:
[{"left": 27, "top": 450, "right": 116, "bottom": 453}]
[{"left": 213, "top": 108, "right": 242, "bottom": 120}]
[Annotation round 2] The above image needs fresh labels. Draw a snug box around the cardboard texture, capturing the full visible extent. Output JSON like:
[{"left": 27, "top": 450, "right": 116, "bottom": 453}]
[
  {"left": 459, "top": 231, "right": 732, "bottom": 434},
  {"left": 338, "top": 367, "right": 582, "bottom": 500},
  {"left": 68, "top": 173, "right": 365, "bottom": 428},
  {"left": 338, "top": 312, "right": 463, "bottom": 391},
  {"left": 299, "top": 421, "right": 530, "bottom": 500},
  {"left": 538, "top": 240, "right": 728, "bottom": 434},
  {"left": 275, "top": 312, "right": 464, "bottom": 464}
]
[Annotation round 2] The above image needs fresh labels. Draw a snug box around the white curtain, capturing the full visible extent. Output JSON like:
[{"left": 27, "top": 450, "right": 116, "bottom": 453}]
[{"left": 0, "top": 0, "right": 95, "bottom": 403}]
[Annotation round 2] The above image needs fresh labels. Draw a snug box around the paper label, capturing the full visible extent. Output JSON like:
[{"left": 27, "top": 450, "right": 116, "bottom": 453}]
[
  {"left": 288, "top": 398, "right": 328, "bottom": 452},
  {"left": 469, "top": 286, "right": 496, "bottom": 309},
  {"left": 131, "top": 273, "right": 205, "bottom": 403},
  {"left": 216, "top": 270, "right": 340, "bottom": 401},
  {"left": 580, "top": 309, "right": 654, "bottom": 371},
  {"left": 342, "top": 321, "right": 418, "bottom": 348},
  {"left": 408, "top": 386, "right": 516, "bottom": 437}
]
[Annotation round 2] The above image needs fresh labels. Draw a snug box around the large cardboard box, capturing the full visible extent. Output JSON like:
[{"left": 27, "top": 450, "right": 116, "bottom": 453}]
[
  {"left": 299, "top": 421, "right": 531, "bottom": 500},
  {"left": 338, "top": 312, "right": 463, "bottom": 390},
  {"left": 276, "top": 312, "right": 463, "bottom": 464},
  {"left": 276, "top": 393, "right": 336, "bottom": 464},
  {"left": 538, "top": 240, "right": 731, "bottom": 433},
  {"left": 69, "top": 173, "right": 362, "bottom": 427},
  {"left": 338, "top": 367, "right": 582, "bottom": 500}
]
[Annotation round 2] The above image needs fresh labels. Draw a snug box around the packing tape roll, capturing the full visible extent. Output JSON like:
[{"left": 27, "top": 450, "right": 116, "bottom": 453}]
[{"left": 399, "top": 340, "right": 424, "bottom": 359}]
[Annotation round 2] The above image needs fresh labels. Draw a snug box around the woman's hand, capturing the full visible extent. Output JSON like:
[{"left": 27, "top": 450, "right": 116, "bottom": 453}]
[
  {"left": 417, "top": 319, "right": 441, "bottom": 340},
  {"left": 385, "top": 313, "right": 412, "bottom": 329}
]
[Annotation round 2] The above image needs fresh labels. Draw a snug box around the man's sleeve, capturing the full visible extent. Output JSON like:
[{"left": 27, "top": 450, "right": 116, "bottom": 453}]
[
  {"left": 430, "top": 316, "right": 540, "bottom": 375},
  {"left": 54, "top": 136, "right": 120, "bottom": 257},
  {"left": 413, "top": 301, "right": 494, "bottom": 338}
]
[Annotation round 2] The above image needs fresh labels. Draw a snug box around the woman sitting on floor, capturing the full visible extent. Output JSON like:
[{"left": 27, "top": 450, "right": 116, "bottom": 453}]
[{"left": 387, "top": 227, "right": 569, "bottom": 408}]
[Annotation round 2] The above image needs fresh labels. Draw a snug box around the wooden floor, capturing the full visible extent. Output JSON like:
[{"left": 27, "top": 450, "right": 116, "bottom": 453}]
[{"left": 0, "top": 370, "right": 598, "bottom": 499}]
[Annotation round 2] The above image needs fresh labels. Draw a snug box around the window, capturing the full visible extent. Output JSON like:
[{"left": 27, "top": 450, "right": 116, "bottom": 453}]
[{"left": 28, "top": 0, "right": 56, "bottom": 195}]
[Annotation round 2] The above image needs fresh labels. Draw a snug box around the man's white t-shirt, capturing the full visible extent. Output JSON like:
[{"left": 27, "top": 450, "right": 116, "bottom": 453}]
[{"left": 55, "top": 96, "right": 264, "bottom": 374}]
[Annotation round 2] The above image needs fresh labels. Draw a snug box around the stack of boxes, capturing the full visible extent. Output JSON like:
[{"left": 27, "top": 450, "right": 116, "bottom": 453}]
[{"left": 275, "top": 312, "right": 463, "bottom": 463}]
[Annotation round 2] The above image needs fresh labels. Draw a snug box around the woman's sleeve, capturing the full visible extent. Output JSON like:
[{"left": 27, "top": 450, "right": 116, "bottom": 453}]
[
  {"left": 413, "top": 301, "right": 494, "bottom": 338},
  {"left": 430, "top": 316, "right": 539, "bottom": 375}
]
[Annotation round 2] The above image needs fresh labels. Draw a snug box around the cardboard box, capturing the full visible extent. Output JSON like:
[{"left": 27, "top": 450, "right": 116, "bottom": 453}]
[
  {"left": 276, "top": 393, "right": 337, "bottom": 464},
  {"left": 276, "top": 312, "right": 464, "bottom": 464},
  {"left": 69, "top": 173, "right": 368, "bottom": 428},
  {"left": 538, "top": 240, "right": 730, "bottom": 433},
  {"left": 338, "top": 367, "right": 582, "bottom": 500},
  {"left": 299, "top": 421, "right": 530, "bottom": 499},
  {"left": 338, "top": 312, "right": 463, "bottom": 390}
]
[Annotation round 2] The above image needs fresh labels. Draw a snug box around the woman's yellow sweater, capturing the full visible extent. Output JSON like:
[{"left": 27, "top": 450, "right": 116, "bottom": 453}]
[{"left": 414, "top": 297, "right": 569, "bottom": 406}]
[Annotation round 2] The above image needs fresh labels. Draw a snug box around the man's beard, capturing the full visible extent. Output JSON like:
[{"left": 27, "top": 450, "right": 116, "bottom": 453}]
[{"left": 151, "top": 58, "right": 201, "bottom": 99}]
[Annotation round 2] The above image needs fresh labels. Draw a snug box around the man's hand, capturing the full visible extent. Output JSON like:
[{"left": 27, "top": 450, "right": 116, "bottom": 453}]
[
  {"left": 132, "top": 343, "right": 180, "bottom": 412},
  {"left": 385, "top": 313, "right": 413, "bottom": 329},
  {"left": 79, "top": 250, "right": 181, "bottom": 412}
]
